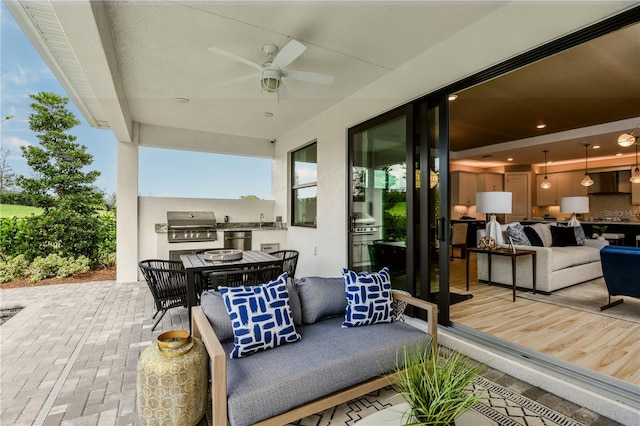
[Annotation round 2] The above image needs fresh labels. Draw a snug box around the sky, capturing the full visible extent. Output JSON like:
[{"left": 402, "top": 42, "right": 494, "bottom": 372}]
[{"left": 1, "top": 5, "right": 272, "bottom": 200}]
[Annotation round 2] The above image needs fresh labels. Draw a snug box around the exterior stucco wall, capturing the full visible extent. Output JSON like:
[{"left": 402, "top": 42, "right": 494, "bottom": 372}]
[{"left": 271, "top": 4, "right": 629, "bottom": 278}]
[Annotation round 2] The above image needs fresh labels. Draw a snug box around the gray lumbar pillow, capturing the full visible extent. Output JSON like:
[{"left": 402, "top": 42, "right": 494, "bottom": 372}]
[{"left": 296, "top": 276, "right": 347, "bottom": 324}]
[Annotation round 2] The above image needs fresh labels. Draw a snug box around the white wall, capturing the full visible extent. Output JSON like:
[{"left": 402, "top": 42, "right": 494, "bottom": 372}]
[
  {"left": 138, "top": 197, "right": 277, "bottom": 275},
  {"left": 271, "top": 3, "right": 630, "bottom": 278}
]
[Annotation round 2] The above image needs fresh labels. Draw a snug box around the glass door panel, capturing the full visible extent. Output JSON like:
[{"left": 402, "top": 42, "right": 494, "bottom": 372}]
[{"left": 349, "top": 115, "right": 408, "bottom": 289}]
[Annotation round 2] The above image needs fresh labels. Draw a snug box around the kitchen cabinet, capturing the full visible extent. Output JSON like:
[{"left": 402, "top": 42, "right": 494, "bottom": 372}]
[
  {"left": 536, "top": 172, "right": 579, "bottom": 205},
  {"left": 451, "top": 171, "right": 477, "bottom": 205},
  {"left": 477, "top": 172, "right": 503, "bottom": 192},
  {"left": 632, "top": 181, "right": 640, "bottom": 205},
  {"left": 571, "top": 171, "right": 589, "bottom": 196},
  {"left": 505, "top": 172, "right": 531, "bottom": 222}
]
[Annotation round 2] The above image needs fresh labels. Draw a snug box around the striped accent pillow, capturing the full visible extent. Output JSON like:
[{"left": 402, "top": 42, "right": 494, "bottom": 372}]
[
  {"left": 342, "top": 267, "right": 393, "bottom": 328},
  {"left": 221, "top": 273, "right": 300, "bottom": 358}
]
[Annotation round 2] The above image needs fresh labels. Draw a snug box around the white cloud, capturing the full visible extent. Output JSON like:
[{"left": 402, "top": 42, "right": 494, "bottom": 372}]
[{"left": 2, "top": 136, "right": 32, "bottom": 151}]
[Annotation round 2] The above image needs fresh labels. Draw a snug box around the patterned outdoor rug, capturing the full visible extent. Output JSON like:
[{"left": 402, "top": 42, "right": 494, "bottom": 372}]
[
  {"left": 289, "top": 376, "right": 585, "bottom": 426},
  {"left": 518, "top": 278, "right": 640, "bottom": 324}
]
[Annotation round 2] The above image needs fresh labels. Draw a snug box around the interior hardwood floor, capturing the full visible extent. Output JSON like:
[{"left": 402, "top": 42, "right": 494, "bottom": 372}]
[{"left": 448, "top": 252, "right": 640, "bottom": 386}]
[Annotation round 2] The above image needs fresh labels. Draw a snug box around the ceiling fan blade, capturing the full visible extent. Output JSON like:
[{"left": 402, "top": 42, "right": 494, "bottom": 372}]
[
  {"left": 218, "top": 73, "right": 257, "bottom": 87},
  {"left": 277, "top": 82, "right": 289, "bottom": 100},
  {"left": 208, "top": 46, "right": 262, "bottom": 70},
  {"left": 271, "top": 39, "right": 306, "bottom": 69},
  {"left": 284, "top": 70, "right": 335, "bottom": 85}
]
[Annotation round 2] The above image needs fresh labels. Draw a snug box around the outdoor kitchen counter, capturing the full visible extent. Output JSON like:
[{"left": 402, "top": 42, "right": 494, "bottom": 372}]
[{"left": 154, "top": 222, "right": 287, "bottom": 233}]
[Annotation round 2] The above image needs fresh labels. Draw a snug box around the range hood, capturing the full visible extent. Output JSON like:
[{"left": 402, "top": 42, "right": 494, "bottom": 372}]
[{"left": 587, "top": 171, "right": 631, "bottom": 194}]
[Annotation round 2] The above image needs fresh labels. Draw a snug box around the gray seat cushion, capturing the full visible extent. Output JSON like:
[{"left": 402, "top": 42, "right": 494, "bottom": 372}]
[{"left": 223, "top": 317, "right": 431, "bottom": 426}]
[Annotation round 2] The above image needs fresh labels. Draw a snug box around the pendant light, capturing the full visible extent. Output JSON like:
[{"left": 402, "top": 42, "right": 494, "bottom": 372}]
[
  {"left": 580, "top": 143, "right": 594, "bottom": 187},
  {"left": 540, "top": 150, "right": 552, "bottom": 189},
  {"left": 631, "top": 141, "right": 640, "bottom": 184},
  {"left": 618, "top": 122, "right": 639, "bottom": 147}
]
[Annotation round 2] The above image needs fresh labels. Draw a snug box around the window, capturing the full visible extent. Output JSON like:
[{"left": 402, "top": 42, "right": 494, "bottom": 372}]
[{"left": 291, "top": 142, "right": 317, "bottom": 227}]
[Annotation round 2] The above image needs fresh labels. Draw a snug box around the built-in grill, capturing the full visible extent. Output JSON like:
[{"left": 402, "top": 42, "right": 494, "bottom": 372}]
[{"left": 167, "top": 211, "right": 217, "bottom": 243}]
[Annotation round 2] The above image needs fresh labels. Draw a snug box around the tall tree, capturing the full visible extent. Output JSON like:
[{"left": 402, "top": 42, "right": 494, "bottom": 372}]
[
  {"left": 17, "top": 92, "right": 103, "bottom": 213},
  {"left": 15, "top": 92, "right": 105, "bottom": 260}
]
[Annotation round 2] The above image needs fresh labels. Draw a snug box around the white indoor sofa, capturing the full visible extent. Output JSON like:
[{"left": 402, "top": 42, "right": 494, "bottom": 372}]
[{"left": 476, "top": 222, "right": 609, "bottom": 294}]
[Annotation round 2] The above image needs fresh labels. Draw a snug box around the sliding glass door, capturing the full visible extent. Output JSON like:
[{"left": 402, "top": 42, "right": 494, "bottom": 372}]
[{"left": 348, "top": 99, "right": 451, "bottom": 323}]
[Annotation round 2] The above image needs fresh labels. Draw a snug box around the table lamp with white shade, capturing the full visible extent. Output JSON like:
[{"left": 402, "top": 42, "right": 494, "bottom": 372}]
[
  {"left": 560, "top": 196, "right": 589, "bottom": 227},
  {"left": 476, "top": 192, "right": 512, "bottom": 242}
]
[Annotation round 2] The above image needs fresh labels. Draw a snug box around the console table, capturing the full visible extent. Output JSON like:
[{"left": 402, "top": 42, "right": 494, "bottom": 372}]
[{"left": 466, "top": 247, "right": 536, "bottom": 302}]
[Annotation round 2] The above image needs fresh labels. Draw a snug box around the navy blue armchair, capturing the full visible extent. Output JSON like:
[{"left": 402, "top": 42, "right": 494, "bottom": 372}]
[{"left": 599, "top": 245, "right": 640, "bottom": 311}]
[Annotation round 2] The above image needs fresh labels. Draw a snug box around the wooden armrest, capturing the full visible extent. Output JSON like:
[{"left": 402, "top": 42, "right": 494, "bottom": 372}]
[
  {"left": 392, "top": 292, "right": 438, "bottom": 350},
  {"left": 192, "top": 306, "right": 228, "bottom": 426}
]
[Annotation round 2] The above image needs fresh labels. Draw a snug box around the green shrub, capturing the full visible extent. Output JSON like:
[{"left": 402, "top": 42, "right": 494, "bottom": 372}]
[
  {"left": 26, "top": 254, "right": 90, "bottom": 283},
  {"left": 0, "top": 254, "right": 30, "bottom": 283}
]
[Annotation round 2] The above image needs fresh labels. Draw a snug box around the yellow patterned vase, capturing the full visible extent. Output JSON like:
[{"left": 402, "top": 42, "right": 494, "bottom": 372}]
[{"left": 137, "top": 330, "right": 208, "bottom": 425}]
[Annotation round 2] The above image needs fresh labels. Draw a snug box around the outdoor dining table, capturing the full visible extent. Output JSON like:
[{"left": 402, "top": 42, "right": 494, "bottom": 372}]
[{"left": 180, "top": 250, "right": 281, "bottom": 333}]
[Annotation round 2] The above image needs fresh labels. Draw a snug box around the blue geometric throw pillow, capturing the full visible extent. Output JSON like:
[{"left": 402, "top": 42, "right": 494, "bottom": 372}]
[
  {"left": 220, "top": 273, "right": 300, "bottom": 358},
  {"left": 342, "top": 267, "right": 393, "bottom": 328}
]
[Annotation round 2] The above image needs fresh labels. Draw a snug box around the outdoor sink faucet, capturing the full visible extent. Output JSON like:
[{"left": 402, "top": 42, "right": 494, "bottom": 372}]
[{"left": 260, "top": 213, "right": 264, "bottom": 228}]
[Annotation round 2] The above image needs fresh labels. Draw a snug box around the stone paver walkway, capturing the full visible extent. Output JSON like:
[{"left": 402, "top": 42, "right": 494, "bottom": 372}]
[{"left": 1, "top": 280, "right": 187, "bottom": 425}]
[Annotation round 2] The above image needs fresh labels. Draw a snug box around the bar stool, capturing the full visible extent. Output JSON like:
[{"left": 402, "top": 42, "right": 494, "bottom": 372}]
[{"left": 602, "top": 233, "right": 625, "bottom": 245}]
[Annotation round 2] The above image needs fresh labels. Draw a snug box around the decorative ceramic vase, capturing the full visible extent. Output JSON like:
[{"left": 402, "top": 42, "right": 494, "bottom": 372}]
[{"left": 137, "top": 330, "right": 208, "bottom": 425}]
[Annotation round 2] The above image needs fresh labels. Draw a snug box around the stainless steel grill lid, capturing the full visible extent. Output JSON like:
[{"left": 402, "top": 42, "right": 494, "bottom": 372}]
[{"left": 167, "top": 211, "right": 217, "bottom": 242}]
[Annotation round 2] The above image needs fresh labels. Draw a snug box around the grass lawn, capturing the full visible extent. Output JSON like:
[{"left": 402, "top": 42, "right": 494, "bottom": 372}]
[
  {"left": 387, "top": 202, "right": 406, "bottom": 216},
  {"left": 0, "top": 204, "right": 43, "bottom": 218}
]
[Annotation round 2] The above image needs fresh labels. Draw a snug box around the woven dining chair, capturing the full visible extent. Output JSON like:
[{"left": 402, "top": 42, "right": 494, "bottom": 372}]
[
  {"left": 270, "top": 250, "right": 300, "bottom": 281},
  {"left": 207, "top": 264, "right": 284, "bottom": 289},
  {"left": 139, "top": 259, "right": 189, "bottom": 331}
]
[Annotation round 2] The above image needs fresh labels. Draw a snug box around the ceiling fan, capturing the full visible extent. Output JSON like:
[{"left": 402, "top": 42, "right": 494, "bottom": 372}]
[{"left": 209, "top": 39, "right": 335, "bottom": 100}]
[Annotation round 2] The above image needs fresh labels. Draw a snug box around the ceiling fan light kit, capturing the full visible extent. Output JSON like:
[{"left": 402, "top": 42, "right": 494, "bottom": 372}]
[{"left": 209, "top": 39, "right": 335, "bottom": 101}]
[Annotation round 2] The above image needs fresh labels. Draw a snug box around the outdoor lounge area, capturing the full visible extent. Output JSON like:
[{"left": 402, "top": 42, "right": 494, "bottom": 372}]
[
  {"left": 0, "top": 277, "right": 629, "bottom": 425},
  {"left": 2, "top": 2, "right": 640, "bottom": 426}
]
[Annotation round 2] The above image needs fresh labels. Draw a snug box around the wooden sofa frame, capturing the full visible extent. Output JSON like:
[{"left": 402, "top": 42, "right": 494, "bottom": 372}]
[{"left": 191, "top": 292, "right": 437, "bottom": 426}]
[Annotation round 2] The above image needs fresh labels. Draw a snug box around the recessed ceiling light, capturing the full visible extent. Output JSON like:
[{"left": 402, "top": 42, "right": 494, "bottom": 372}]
[
  {"left": 593, "top": 145, "right": 600, "bottom": 149},
  {"left": 448, "top": 94, "right": 458, "bottom": 101},
  {"left": 536, "top": 124, "right": 546, "bottom": 129},
  {"left": 263, "top": 112, "right": 274, "bottom": 118},
  {"left": 616, "top": 153, "right": 623, "bottom": 157},
  {"left": 547, "top": 161, "right": 553, "bottom": 165},
  {"left": 175, "top": 97, "right": 190, "bottom": 103},
  {"left": 507, "top": 157, "right": 513, "bottom": 161}
]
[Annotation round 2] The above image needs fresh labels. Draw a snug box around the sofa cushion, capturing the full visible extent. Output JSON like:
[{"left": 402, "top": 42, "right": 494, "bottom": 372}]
[
  {"left": 296, "top": 276, "right": 347, "bottom": 324},
  {"left": 342, "top": 267, "right": 393, "bottom": 327},
  {"left": 201, "top": 290, "right": 235, "bottom": 342},
  {"left": 506, "top": 223, "right": 531, "bottom": 246},
  {"left": 573, "top": 225, "right": 586, "bottom": 246},
  {"left": 530, "top": 223, "right": 553, "bottom": 247},
  {"left": 221, "top": 274, "right": 300, "bottom": 358},
  {"left": 550, "top": 225, "right": 578, "bottom": 246},
  {"left": 551, "top": 246, "right": 602, "bottom": 271},
  {"left": 201, "top": 278, "right": 302, "bottom": 341},
  {"left": 223, "top": 317, "right": 431, "bottom": 426},
  {"left": 523, "top": 226, "right": 544, "bottom": 247}
]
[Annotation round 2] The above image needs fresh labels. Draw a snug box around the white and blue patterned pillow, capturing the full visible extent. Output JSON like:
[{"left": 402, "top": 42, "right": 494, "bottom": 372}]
[
  {"left": 220, "top": 273, "right": 300, "bottom": 358},
  {"left": 341, "top": 267, "right": 393, "bottom": 328}
]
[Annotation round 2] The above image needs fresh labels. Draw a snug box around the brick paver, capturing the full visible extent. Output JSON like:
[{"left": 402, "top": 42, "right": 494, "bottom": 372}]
[{"left": 1, "top": 280, "right": 185, "bottom": 425}]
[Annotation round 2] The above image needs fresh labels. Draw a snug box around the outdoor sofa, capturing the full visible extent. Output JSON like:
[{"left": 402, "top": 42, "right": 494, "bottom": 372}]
[
  {"left": 191, "top": 272, "right": 437, "bottom": 426},
  {"left": 476, "top": 222, "right": 609, "bottom": 293}
]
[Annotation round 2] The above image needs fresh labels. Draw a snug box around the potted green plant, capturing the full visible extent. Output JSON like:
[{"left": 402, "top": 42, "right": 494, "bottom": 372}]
[
  {"left": 394, "top": 346, "right": 485, "bottom": 425},
  {"left": 592, "top": 225, "right": 608, "bottom": 240}
]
